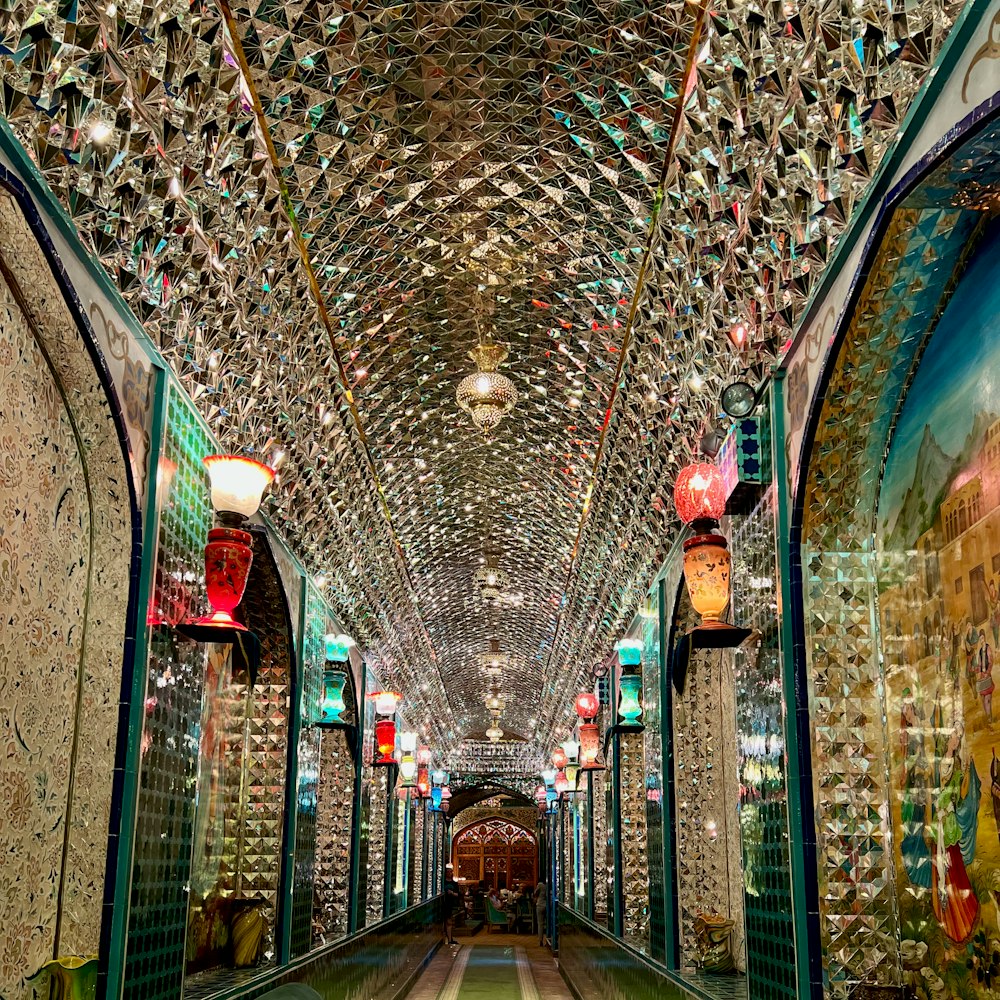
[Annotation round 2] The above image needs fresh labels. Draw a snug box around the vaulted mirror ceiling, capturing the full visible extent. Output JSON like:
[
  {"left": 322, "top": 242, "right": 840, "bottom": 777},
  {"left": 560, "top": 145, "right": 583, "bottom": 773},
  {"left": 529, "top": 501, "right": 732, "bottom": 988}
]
[{"left": 0, "top": 0, "right": 959, "bottom": 772}]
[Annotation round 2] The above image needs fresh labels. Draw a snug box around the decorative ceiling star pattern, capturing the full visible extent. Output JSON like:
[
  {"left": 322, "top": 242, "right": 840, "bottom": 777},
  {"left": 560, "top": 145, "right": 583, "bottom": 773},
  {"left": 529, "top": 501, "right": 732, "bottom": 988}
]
[{"left": 0, "top": 0, "right": 960, "bottom": 771}]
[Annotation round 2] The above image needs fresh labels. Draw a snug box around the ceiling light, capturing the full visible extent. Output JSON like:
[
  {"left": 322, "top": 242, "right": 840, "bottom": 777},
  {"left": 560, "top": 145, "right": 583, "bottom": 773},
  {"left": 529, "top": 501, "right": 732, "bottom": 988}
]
[{"left": 456, "top": 342, "right": 518, "bottom": 436}]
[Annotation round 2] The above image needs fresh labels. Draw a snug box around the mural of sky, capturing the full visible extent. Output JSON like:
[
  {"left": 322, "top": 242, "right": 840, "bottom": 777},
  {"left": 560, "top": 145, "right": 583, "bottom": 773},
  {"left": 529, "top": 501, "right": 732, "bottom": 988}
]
[{"left": 879, "top": 222, "right": 1000, "bottom": 546}]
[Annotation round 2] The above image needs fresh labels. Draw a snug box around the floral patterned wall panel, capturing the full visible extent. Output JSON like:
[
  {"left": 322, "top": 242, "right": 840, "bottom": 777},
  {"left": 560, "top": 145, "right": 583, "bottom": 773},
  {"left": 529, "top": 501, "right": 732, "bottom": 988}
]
[
  {"left": 877, "top": 222, "right": 1000, "bottom": 1000},
  {"left": 0, "top": 199, "right": 131, "bottom": 998}
]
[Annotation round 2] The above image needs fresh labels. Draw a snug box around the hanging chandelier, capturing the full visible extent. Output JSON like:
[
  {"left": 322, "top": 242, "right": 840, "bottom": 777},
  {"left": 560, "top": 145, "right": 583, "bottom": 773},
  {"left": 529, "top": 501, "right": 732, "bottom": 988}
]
[
  {"left": 474, "top": 553, "right": 510, "bottom": 600},
  {"left": 456, "top": 342, "right": 518, "bottom": 436},
  {"left": 485, "top": 714, "right": 504, "bottom": 743}
]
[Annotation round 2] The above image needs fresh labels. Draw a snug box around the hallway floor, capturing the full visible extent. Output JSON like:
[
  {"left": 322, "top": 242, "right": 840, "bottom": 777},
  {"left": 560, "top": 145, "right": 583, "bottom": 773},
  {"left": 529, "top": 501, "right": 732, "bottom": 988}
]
[{"left": 406, "top": 933, "right": 572, "bottom": 1000}]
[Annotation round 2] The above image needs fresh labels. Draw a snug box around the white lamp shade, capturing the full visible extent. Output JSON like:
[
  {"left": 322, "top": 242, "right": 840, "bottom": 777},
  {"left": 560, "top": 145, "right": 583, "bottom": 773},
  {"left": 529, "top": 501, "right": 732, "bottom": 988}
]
[
  {"left": 400, "top": 759, "right": 417, "bottom": 780},
  {"left": 562, "top": 738, "right": 580, "bottom": 760},
  {"left": 203, "top": 455, "right": 275, "bottom": 518},
  {"left": 372, "top": 691, "right": 400, "bottom": 716},
  {"left": 399, "top": 731, "right": 418, "bottom": 753}
]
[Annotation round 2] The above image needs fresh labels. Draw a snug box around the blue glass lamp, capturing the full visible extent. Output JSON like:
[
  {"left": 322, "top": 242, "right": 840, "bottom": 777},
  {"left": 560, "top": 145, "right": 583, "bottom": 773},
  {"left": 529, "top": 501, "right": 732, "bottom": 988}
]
[
  {"left": 618, "top": 673, "right": 644, "bottom": 730},
  {"left": 324, "top": 632, "right": 353, "bottom": 663},
  {"left": 318, "top": 669, "right": 349, "bottom": 727}
]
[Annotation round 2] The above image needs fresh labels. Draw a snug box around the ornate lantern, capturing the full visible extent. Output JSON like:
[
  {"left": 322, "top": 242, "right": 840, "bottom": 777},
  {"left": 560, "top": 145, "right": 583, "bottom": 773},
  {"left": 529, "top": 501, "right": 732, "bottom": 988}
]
[
  {"left": 182, "top": 455, "right": 274, "bottom": 637},
  {"left": 579, "top": 723, "right": 604, "bottom": 770},
  {"left": 318, "top": 670, "right": 348, "bottom": 727},
  {"left": 575, "top": 689, "right": 604, "bottom": 770},
  {"left": 474, "top": 555, "right": 510, "bottom": 601},
  {"left": 534, "top": 784, "right": 547, "bottom": 812},
  {"left": 398, "top": 731, "right": 418, "bottom": 786},
  {"left": 618, "top": 673, "right": 644, "bottom": 730},
  {"left": 374, "top": 719, "right": 397, "bottom": 765},
  {"left": 317, "top": 632, "right": 353, "bottom": 729},
  {"left": 456, "top": 342, "right": 518, "bottom": 437},
  {"left": 551, "top": 746, "right": 568, "bottom": 770},
  {"left": 370, "top": 691, "right": 400, "bottom": 766},
  {"left": 615, "top": 638, "right": 643, "bottom": 667},
  {"left": 554, "top": 770, "right": 569, "bottom": 795},
  {"left": 575, "top": 691, "right": 599, "bottom": 721},
  {"left": 674, "top": 462, "right": 731, "bottom": 629},
  {"left": 416, "top": 744, "right": 433, "bottom": 797},
  {"left": 323, "top": 633, "right": 353, "bottom": 662}
]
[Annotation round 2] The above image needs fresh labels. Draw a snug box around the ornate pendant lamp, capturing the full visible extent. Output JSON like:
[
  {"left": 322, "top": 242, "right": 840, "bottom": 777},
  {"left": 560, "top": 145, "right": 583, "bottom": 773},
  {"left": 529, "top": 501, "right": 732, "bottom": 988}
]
[
  {"left": 456, "top": 342, "right": 518, "bottom": 437},
  {"left": 475, "top": 555, "right": 509, "bottom": 602},
  {"left": 673, "top": 462, "right": 731, "bottom": 628},
  {"left": 485, "top": 714, "right": 504, "bottom": 743},
  {"left": 370, "top": 691, "right": 400, "bottom": 766}
]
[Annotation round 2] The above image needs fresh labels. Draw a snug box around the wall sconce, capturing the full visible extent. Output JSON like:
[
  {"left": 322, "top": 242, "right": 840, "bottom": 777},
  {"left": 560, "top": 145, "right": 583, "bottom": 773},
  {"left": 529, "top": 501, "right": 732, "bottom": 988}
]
[
  {"left": 178, "top": 455, "right": 274, "bottom": 678},
  {"left": 575, "top": 691, "right": 605, "bottom": 770},
  {"left": 416, "top": 745, "right": 432, "bottom": 798},
  {"left": 671, "top": 462, "right": 752, "bottom": 692},
  {"left": 374, "top": 719, "right": 397, "bottom": 765},
  {"left": 674, "top": 462, "right": 731, "bottom": 629},
  {"left": 318, "top": 669, "right": 349, "bottom": 728},
  {"left": 370, "top": 691, "right": 400, "bottom": 766},
  {"left": 324, "top": 632, "right": 353, "bottom": 663},
  {"left": 617, "top": 673, "right": 644, "bottom": 731},
  {"left": 188, "top": 456, "right": 274, "bottom": 632},
  {"left": 316, "top": 631, "right": 354, "bottom": 729},
  {"left": 398, "top": 731, "right": 418, "bottom": 786},
  {"left": 615, "top": 638, "right": 643, "bottom": 667},
  {"left": 534, "top": 784, "right": 547, "bottom": 812}
]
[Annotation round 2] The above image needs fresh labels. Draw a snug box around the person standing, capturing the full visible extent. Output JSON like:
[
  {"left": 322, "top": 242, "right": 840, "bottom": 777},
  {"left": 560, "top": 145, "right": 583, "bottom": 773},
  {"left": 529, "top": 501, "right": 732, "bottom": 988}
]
[
  {"left": 533, "top": 880, "right": 549, "bottom": 947},
  {"left": 443, "top": 869, "right": 461, "bottom": 946}
]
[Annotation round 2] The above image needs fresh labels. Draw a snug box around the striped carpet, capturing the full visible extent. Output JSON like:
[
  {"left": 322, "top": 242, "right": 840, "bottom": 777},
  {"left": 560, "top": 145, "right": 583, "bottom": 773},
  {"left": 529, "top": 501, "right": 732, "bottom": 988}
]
[{"left": 407, "top": 936, "right": 569, "bottom": 1000}]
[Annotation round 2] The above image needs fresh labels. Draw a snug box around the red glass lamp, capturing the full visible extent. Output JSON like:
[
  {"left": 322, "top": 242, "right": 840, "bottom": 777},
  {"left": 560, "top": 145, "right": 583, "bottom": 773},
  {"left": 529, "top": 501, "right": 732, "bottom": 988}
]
[
  {"left": 554, "top": 770, "right": 569, "bottom": 795},
  {"left": 197, "top": 455, "right": 274, "bottom": 630},
  {"left": 178, "top": 456, "right": 274, "bottom": 679},
  {"left": 575, "top": 691, "right": 599, "bottom": 722},
  {"left": 551, "top": 746, "right": 568, "bottom": 770},
  {"left": 674, "top": 462, "right": 731, "bottom": 629},
  {"left": 374, "top": 718, "right": 397, "bottom": 766},
  {"left": 370, "top": 690, "right": 400, "bottom": 766}
]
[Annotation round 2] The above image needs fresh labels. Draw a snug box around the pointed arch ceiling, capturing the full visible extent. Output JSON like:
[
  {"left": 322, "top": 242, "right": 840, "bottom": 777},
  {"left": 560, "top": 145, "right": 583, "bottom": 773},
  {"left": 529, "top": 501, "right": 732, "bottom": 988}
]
[{"left": 0, "top": 0, "right": 959, "bottom": 768}]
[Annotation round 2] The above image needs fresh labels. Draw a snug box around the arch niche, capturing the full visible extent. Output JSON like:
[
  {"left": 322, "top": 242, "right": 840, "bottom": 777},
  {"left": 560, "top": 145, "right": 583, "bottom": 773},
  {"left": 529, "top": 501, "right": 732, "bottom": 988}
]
[
  {"left": 451, "top": 818, "right": 538, "bottom": 890},
  {"left": 0, "top": 178, "right": 140, "bottom": 999},
  {"left": 797, "top": 113, "right": 1000, "bottom": 998}
]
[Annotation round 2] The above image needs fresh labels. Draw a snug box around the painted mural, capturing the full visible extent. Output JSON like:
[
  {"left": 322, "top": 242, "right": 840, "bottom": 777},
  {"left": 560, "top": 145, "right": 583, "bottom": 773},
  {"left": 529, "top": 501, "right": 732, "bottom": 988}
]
[{"left": 878, "top": 224, "right": 1000, "bottom": 1000}]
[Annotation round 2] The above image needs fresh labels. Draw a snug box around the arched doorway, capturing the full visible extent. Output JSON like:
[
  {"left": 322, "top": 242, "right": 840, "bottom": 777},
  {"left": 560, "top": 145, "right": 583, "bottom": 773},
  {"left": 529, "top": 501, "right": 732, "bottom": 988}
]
[{"left": 452, "top": 819, "right": 537, "bottom": 891}]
